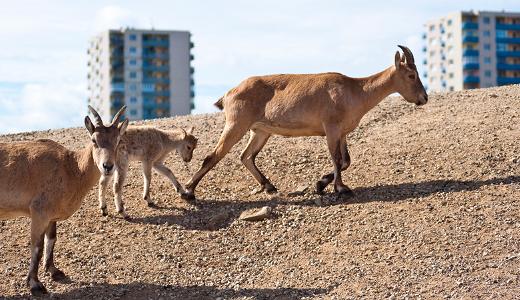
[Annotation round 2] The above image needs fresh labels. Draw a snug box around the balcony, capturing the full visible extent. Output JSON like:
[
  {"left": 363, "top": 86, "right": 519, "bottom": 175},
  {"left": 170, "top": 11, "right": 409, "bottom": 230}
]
[
  {"left": 142, "top": 65, "right": 169, "bottom": 71},
  {"left": 462, "top": 35, "right": 479, "bottom": 43},
  {"left": 142, "top": 90, "right": 170, "bottom": 97},
  {"left": 143, "top": 101, "right": 170, "bottom": 110},
  {"left": 497, "top": 63, "right": 520, "bottom": 71},
  {"left": 111, "top": 82, "right": 125, "bottom": 92},
  {"left": 463, "top": 62, "right": 479, "bottom": 70},
  {"left": 462, "top": 22, "right": 478, "bottom": 30},
  {"left": 496, "top": 51, "right": 520, "bottom": 57},
  {"left": 497, "top": 77, "right": 520, "bottom": 85},
  {"left": 496, "top": 23, "right": 520, "bottom": 30},
  {"left": 143, "top": 77, "right": 170, "bottom": 84},
  {"left": 463, "top": 75, "right": 480, "bottom": 84},
  {"left": 463, "top": 49, "right": 479, "bottom": 56},
  {"left": 142, "top": 40, "right": 169, "bottom": 47},
  {"left": 142, "top": 53, "right": 169, "bottom": 59},
  {"left": 496, "top": 37, "right": 520, "bottom": 44}
]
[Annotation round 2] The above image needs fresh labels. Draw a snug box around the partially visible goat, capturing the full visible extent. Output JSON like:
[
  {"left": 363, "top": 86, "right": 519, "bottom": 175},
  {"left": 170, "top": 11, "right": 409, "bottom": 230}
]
[
  {"left": 182, "top": 45, "right": 427, "bottom": 200},
  {"left": 98, "top": 126, "right": 197, "bottom": 219},
  {"left": 0, "top": 106, "right": 128, "bottom": 296}
]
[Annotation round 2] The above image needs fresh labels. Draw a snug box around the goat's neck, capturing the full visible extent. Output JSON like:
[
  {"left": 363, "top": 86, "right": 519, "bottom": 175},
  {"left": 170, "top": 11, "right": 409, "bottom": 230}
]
[
  {"left": 74, "top": 144, "right": 101, "bottom": 189},
  {"left": 357, "top": 66, "right": 397, "bottom": 116}
]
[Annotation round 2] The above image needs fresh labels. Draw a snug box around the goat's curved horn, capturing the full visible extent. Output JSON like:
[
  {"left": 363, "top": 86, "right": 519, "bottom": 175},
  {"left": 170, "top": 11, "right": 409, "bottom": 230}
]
[
  {"left": 88, "top": 105, "right": 104, "bottom": 127},
  {"left": 110, "top": 105, "right": 127, "bottom": 126},
  {"left": 397, "top": 45, "right": 415, "bottom": 64},
  {"left": 180, "top": 127, "right": 187, "bottom": 139}
]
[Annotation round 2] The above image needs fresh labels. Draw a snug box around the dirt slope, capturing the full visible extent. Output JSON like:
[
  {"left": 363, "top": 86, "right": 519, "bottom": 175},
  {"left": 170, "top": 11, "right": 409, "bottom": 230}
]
[{"left": 0, "top": 85, "right": 519, "bottom": 299}]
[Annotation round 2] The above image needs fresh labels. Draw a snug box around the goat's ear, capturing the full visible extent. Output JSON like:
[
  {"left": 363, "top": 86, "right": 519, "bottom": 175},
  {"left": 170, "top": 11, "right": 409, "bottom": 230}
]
[
  {"left": 187, "top": 126, "right": 194, "bottom": 135},
  {"left": 85, "top": 116, "right": 95, "bottom": 135},
  {"left": 394, "top": 51, "right": 401, "bottom": 70},
  {"left": 118, "top": 119, "right": 129, "bottom": 136}
]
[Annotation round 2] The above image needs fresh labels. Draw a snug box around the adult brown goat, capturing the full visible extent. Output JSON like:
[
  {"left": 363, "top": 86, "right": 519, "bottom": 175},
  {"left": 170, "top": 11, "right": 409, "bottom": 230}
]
[
  {"left": 182, "top": 45, "right": 427, "bottom": 200},
  {"left": 0, "top": 106, "right": 128, "bottom": 296}
]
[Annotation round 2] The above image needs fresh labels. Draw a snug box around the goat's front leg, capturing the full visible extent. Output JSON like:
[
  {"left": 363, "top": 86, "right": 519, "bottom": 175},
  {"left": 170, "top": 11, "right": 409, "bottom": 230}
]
[
  {"left": 154, "top": 162, "right": 185, "bottom": 195},
  {"left": 43, "top": 221, "right": 66, "bottom": 281},
  {"left": 27, "top": 213, "right": 49, "bottom": 296},
  {"left": 98, "top": 175, "right": 110, "bottom": 216},
  {"left": 324, "top": 127, "right": 353, "bottom": 198},
  {"left": 113, "top": 165, "right": 130, "bottom": 220},
  {"left": 142, "top": 161, "right": 154, "bottom": 206},
  {"left": 316, "top": 141, "right": 351, "bottom": 194}
]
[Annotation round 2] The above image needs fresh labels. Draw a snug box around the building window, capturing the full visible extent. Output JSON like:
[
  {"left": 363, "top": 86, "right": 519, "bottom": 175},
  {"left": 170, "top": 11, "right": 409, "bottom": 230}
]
[
  {"left": 497, "top": 43, "right": 506, "bottom": 51},
  {"left": 130, "top": 97, "right": 137, "bottom": 103},
  {"left": 483, "top": 17, "right": 490, "bottom": 24},
  {"left": 130, "top": 109, "right": 137, "bottom": 116},
  {"left": 496, "top": 30, "right": 507, "bottom": 38},
  {"left": 130, "top": 71, "right": 137, "bottom": 79},
  {"left": 129, "top": 34, "right": 137, "bottom": 41},
  {"left": 449, "top": 73, "right": 454, "bottom": 78},
  {"left": 483, "top": 30, "right": 491, "bottom": 37},
  {"left": 129, "top": 47, "right": 137, "bottom": 53},
  {"left": 429, "top": 25, "right": 435, "bottom": 31},
  {"left": 130, "top": 59, "right": 137, "bottom": 65},
  {"left": 484, "top": 70, "right": 492, "bottom": 77},
  {"left": 449, "top": 86, "right": 454, "bottom": 91},
  {"left": 447, "top": 19, "right": 452, "bottom": 26},
  {"left": 484, "top": 44, "right": 491, "bottom": 50}
]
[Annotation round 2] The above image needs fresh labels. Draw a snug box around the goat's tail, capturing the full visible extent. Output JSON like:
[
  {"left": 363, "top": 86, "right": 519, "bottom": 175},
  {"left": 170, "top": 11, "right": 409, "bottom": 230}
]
[{"left": 214, "top": 96, "right": 224, "bottom": 110}]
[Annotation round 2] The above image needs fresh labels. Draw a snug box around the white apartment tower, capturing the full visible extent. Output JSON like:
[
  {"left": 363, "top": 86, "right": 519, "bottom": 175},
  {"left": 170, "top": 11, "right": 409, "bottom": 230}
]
[
  {"left": 423, "top": 11, "right": 520, "bottom": 92},
  {"left": 87, "top": 28, "right": 195, "bottom": 121}
]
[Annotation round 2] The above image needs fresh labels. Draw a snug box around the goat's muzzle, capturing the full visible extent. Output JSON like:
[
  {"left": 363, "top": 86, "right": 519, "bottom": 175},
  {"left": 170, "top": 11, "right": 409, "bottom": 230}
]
[{"left": 416, "top": 93, "right": 428, "bottom": 106}]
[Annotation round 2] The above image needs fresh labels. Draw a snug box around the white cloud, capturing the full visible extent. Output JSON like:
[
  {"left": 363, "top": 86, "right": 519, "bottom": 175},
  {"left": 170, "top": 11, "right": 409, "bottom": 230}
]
[
  {"left": 94, "top": 5, "right": 143, "bottom": 32},
  {"left": 0, "top": 82, "right": 86, "bottom": 134}
]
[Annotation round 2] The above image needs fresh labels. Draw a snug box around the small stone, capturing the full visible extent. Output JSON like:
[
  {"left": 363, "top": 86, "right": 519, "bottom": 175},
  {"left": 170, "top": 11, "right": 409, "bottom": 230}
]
[
  {"left": 288, "top": 185, "right": 308, "bottom": 196},
  {"left": 239, "top": 206, "right": 272, "bottom": 221}
]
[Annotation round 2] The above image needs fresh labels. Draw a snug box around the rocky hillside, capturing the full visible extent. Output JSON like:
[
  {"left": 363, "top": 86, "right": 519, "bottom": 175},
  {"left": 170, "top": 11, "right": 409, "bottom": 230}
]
[{"left": 0, "top": 85, "right": 519, "bottom": 299}]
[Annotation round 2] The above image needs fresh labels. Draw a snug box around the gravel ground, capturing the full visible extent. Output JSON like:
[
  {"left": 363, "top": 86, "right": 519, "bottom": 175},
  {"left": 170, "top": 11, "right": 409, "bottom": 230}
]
[{"left": 0, "top": 85, "right": 519, "bottom": 299}]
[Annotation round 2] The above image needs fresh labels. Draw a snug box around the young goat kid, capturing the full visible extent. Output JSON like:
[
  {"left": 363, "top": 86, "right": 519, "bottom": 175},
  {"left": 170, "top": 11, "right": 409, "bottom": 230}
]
[
  {"left": 0, "top": 106, "right": 128, "bottom": 296},
  {"left": 98, "top": 125, "right": 197, "bottom": 219}
]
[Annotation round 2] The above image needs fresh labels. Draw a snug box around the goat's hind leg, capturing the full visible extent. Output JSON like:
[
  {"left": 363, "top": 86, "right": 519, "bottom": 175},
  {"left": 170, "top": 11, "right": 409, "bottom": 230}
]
[
  {"left": 240, "top": 130, "right": 276, "bottom": 194},
  {"left": 154, "top": 162, "right": 185, "bottom": 195},
  {"left": 44, "top": 221, "right": 66, "bottom": 281}
]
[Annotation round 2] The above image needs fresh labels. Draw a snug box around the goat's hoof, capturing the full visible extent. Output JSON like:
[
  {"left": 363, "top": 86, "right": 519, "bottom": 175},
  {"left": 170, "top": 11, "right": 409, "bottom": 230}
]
[
  {"left": 147, "top": 202, "right": 158, "bottom": 208},
  {"left": 181, "top": 192, "right": 195, "bottom": 201},
  {"left": 30, "top": 282, "right": 48, "bottom": 296},
  {"left": 123, "top": 214, "right": 132, "bottom": 221},
  {"left": 50, "top": 270, "right": 66, "bottom": 281},
  {"left": 315, "top": 181, "right": 327, "bottom": 195},
  {"left": 264, "top": 183, "right": 278, "bottom": 194},
  {"left": 101, "top": 209, "right": 108, "bottom": 217}
]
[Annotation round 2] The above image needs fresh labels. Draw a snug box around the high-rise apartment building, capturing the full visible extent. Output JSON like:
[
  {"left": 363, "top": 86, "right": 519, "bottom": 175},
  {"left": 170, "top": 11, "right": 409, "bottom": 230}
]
[
  {"left": 423, "top": 11, "right": 520, "bottom": 92},
  {"left": 87, "top": 28, "right": 194, "bottom": 121}
]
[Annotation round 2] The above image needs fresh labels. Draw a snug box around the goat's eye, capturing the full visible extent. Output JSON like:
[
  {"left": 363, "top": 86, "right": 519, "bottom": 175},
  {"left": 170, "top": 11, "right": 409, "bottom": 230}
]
[
  {"left": 408, "top": 74, "right": 416, "bottom": 80},
  {"left": 92, "top": 139, "right": 98, "bottom": 148}
]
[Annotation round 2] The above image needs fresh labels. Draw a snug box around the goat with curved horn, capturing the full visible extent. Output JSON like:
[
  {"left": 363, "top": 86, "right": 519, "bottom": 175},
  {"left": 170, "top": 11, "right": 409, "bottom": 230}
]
[
  {"left": 110, "top": 105, "right": 127, "bottom": 127},
  {"left": 182, "top": 45, "right": 428, "bottom": 201},
  {"left": 398, "top": 45, "right": 415, "bottom": 64},
  {"left": 0, "top": 107, "right": 128, "bottom": 295},
  {"left": 88, "top": 105, "right": 104, "bottom": 127}
]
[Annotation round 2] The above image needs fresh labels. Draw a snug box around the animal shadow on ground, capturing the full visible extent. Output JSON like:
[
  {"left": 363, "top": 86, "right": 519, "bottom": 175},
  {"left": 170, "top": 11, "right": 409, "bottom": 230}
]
[
  {"left": 129, "top": 175, "right": 520, "bottom": 231},
  {"left": 2, "top": 282, "right": 329, "bottom": 300}
]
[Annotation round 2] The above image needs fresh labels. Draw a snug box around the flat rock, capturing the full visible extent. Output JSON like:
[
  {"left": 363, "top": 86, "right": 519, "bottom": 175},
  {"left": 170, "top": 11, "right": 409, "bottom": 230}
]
[
  {"left": 288, "top": 185, "right": 309, "bottom": 196},
  {"left": 239, "top": 206, "right": 272, "bottom": 221}
]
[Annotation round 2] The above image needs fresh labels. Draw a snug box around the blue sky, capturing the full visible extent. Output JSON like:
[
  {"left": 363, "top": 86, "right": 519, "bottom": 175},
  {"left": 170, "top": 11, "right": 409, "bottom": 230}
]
[{"left": 1, "top": 0, "right": 519, "bottom": 133}]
